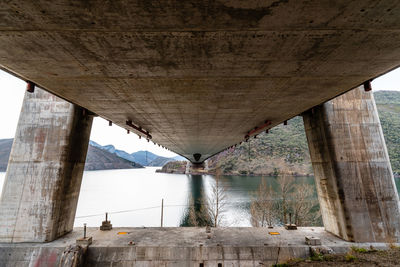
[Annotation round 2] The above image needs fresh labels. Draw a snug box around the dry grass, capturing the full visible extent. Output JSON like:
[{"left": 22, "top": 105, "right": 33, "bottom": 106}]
[{"left": 277, "top": 246, "right": 400, "bottom": 267}]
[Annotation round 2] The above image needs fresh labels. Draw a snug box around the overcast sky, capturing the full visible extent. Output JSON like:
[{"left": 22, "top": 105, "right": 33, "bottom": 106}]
[{"left": 0, "top": 68, "right": 399, "bottom": 156}]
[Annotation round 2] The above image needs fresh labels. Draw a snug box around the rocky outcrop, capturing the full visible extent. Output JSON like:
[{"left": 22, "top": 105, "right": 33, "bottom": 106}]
[
  {"left": 84, "top": 145, "right": 143, "bottom": 171},
  {"left": 156, "top": 161, "right": 187, "bottom": 174}
]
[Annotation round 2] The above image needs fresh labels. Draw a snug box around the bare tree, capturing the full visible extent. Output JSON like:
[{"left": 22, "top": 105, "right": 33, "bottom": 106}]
[
  {"left": 249, "top": 171, "right": 321, "bottom": 227},
  {"left": 250, "top": 178, "right": 277, "bottom": 227},
  {"left": 276, "top": 173, "right": 295, "bottom": 224},
  {"left": 206, "top": 171, "right": 228, "bottom": 227},
  {"left": 290, "top": 183, "right": 320, "bottom": 226}
]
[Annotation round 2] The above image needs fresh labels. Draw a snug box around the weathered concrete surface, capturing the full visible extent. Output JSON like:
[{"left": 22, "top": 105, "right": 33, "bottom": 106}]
[
  {"left": 303, "top": 86, "right": 400, "bottom": 242},
  {"left": 60, "top": 245, "right": 87, "bottom": 267},
  {"left": 0, "top": 88, "right": 93, "bottom": 243},
  {"left": 2, "top": 1, "right": 400, "bottom": 162},
  {"left": 185, "top": 161, "right": 209, "bottom": 175},
  {"left": 0, "top": 227, "right": 396, "bottom": 267}
]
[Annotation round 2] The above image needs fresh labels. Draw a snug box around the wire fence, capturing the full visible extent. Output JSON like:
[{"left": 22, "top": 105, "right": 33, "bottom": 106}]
[
  {"left": 74, "top": 194, "right": 320, "bottom": 220},
  {"left": 75, "top": 201, "right": 250, "bottom": 219}
]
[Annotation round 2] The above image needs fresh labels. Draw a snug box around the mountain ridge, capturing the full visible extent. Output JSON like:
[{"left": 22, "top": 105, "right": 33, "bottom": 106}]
[
  {"left": 89, "top": 142, "right": 185, "bottom": 166},
  {"left": 0, "top": 139, "right": 144, "bottom": 172},
  {"left": 1, "top": 140, "right": 185, "bottom": 172}
]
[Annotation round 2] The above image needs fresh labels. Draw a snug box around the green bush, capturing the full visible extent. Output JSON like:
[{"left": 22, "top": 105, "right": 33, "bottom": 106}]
[
  {"left": 351, "top": 246, "right": 369, "bottom": 253},
  {"left": 345, "top": 253, "right": 357, "bottom": 262}
]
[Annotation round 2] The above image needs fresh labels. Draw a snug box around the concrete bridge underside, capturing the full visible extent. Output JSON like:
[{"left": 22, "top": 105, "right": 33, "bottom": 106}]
[
  {"left": 0, "top": 0, "right": 400, "bottom": 251},
  {"left": 2, "top": 1, "right": 400, "bottom": 162}
]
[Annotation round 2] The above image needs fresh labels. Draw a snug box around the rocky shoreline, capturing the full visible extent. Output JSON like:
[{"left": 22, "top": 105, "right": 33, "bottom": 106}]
[{"left": 157, "top": 160, "right": 399, "bottom": 178}]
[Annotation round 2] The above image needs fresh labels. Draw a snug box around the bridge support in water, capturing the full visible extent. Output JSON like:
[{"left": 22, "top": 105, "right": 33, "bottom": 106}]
[
  {"left": 0, "top": 88, "right": 93, "bottom": 242},
  {"left": 303, "top": 86, "right": 400, "bottom": 242}
]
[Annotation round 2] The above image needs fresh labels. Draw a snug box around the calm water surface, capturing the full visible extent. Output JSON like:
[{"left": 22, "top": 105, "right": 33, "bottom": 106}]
[{"left": 0, "top": 168, "right": 399, "bottom": 227}]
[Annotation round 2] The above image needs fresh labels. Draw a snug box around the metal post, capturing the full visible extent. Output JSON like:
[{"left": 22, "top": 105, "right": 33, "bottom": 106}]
[
  {"left": 106, "top": 212, "right": 108, "bottom": 222},
  {"left": 83, "top": 223, "right": 87, "bottom": 239},
  {"left": 161, "top": 199, "right": 164, "bottom": 227}
]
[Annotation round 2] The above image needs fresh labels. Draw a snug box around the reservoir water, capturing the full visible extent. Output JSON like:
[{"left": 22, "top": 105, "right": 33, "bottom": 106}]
[{"left": 0, "top": 167, "right": 399, "bottom": 227}]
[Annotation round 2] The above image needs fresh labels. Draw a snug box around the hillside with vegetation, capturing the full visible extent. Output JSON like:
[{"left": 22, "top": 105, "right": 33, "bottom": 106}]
[
  {"left": 207, "top": 116, "right": 312, "bottom": 176},
  {"left": 207, "top": 91, "right": 400, "bottom": 176},
  {"left": 157, "top": 161, "right": 187, "bottom": 174},
  {"left": 374, "top": 91, "right": 400, "bottom": 175},
  {"left": 160, "top": 91, "right": 400, "bottom": 176},
  {"left": 207, "top": 90, "right": 400, "bottom": 176}
]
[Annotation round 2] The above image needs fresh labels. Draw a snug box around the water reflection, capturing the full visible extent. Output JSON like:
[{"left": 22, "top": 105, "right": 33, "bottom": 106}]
[
  {"left": 181, "top": 174, "right": 320, "bottom": 227},
  {"left": 180, "top": 175, "right": 211, "bottom": 226}
]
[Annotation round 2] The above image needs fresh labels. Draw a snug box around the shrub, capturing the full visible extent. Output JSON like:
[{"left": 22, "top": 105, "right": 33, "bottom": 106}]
[{"left": 345, "top": 253, "right": 357, "bottom": 262}]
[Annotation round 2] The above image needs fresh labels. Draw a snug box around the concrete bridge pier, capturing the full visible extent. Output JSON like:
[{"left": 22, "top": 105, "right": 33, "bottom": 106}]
[
  {"left": 0, "top": 88, "right": 93, "bottom": 243},
  {"left": 303, "top": 86, "right": 400, "bottom": 242}
]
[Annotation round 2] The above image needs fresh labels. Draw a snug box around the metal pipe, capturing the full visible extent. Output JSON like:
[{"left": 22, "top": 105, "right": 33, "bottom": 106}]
[
  {"left": 245, "top": 120, "right": 272, "bottom": 139},
  {"left": 161, "top": 199, "right": 164, "bottom": 227},
  {"left": 126, "top": 120, "right": 152, "bottom": 139}
]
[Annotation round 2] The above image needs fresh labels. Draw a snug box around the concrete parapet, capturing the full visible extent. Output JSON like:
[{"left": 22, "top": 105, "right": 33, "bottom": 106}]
[
  {"left": 303, "top": 86, "right": 400, "bottom": 242},
  {"left": 0, "top": 88, "right": 93, "bottom": 242},
  {"left": 0, "top": 227, "right": 397, "bottom": 266}
]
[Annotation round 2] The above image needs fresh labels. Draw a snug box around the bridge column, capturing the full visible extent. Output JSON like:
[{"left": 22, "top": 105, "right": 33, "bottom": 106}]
[
  {"left": 302, "top": 86, "right": 400, "bottom": 242},
  {"left": 0, "top": 87, "right": 93, "bottom": 242}
]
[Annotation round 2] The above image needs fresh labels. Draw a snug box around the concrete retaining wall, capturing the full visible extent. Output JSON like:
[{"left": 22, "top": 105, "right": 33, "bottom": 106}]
[
  {"left": 0, "top": 227, "right": 395, "bottom": 266},
  {"left": 0, "top": 245, "right": 308, "bottom": 267}
]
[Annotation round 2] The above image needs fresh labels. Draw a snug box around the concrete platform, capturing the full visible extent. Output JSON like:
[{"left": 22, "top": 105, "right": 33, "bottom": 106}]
[{"left": 0, "top": 227, "right": 397, "bottom": 266}]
